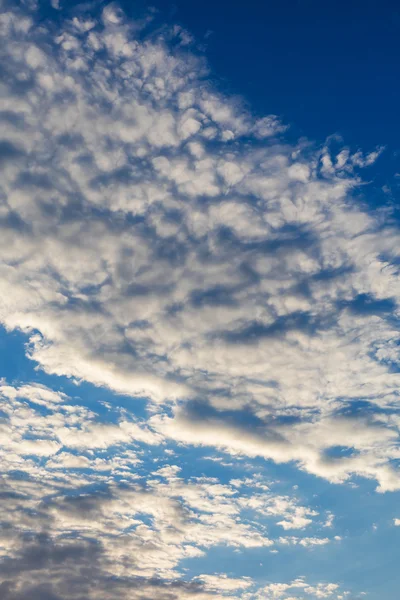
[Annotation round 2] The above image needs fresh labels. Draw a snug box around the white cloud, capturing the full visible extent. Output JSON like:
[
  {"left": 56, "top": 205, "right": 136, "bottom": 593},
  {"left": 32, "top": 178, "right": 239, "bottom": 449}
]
[
  {"left": 0, "top": 0, "right": 399, "bottom": 527},
  {"left": 0, "top": 375, "right": 346, "bottom": 598},
  {"left": 254, "top": 577, "right": 346, "bottom": 599},
  {"left": 151, "top": 405, "right": 400, "bottom": 492},
  {"left": 0, "top": 382, "right": 160, "bottom": 464},
  {"left": 0, "top": 5, "right": 387, "bottom": 597},
  {"left": 196, "top": 573, "right": 253, "bottom": 593}
]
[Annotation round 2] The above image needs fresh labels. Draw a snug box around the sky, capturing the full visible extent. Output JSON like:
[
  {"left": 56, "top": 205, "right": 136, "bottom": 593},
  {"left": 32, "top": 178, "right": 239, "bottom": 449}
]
[{"left": 0, "top": 0, "right": 400, "bottom": 599}]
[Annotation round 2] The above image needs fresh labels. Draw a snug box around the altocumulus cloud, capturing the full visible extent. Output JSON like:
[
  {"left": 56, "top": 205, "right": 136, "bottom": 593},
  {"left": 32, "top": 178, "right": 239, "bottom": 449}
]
[
  {"left": 0, "top": 381, "right": 343, "bottom": 598},
  {"left": 0, "top": 0, "right": 399, "bottom": 597}
]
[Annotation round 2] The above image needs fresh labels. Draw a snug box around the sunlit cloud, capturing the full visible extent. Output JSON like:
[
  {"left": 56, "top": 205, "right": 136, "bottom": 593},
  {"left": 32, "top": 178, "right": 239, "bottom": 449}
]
[{"left": 0, "top": 1, "right": 399, "bottom": 598}]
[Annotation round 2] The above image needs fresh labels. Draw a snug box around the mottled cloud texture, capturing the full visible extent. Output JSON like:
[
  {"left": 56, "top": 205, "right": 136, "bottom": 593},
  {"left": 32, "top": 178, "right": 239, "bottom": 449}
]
[{"left": 0, "top": 1, "right": 399, "bottom": 598}]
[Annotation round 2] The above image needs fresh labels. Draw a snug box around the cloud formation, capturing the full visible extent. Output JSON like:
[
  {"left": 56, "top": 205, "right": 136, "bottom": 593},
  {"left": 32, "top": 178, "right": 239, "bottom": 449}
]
[
  {"left": 1, "top": 1, "right": 399, "bottom": 493},
  {"left": 1, "top": 380, "right": 344, "bottom": 598},
  {"left": 0, "top": 1, "right": 399, "bottom": 596}
]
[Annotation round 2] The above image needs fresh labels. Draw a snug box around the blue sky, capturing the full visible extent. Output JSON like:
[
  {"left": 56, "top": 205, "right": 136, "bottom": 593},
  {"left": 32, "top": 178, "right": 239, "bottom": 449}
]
[
  {"left": 0, "top": 1, "right": 400, "bottom": 599},
  {"left": 144, "top": 0, "right": 400, "bottom": 203},
  {"left": 139, "top": 1, "right": 400, "bottom": 149}
]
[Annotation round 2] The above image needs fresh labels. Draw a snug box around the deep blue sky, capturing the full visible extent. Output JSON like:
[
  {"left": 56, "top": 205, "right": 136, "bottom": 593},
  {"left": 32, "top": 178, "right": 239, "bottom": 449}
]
[
  {"left": 52, "top": 0, "right": 400, "bottom": 172},
  {"left": 139, "top": 0, "right": 399, "bottom": 150}
]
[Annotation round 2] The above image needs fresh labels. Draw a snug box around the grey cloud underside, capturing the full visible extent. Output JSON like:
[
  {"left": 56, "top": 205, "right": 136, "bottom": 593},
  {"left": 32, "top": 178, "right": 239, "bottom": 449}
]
[
  {"left": 1, "top": 0, "right": 400, "bottom": 496},
  {"left": 0, "top": 535, "right": 219, "bottom": 600}
]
